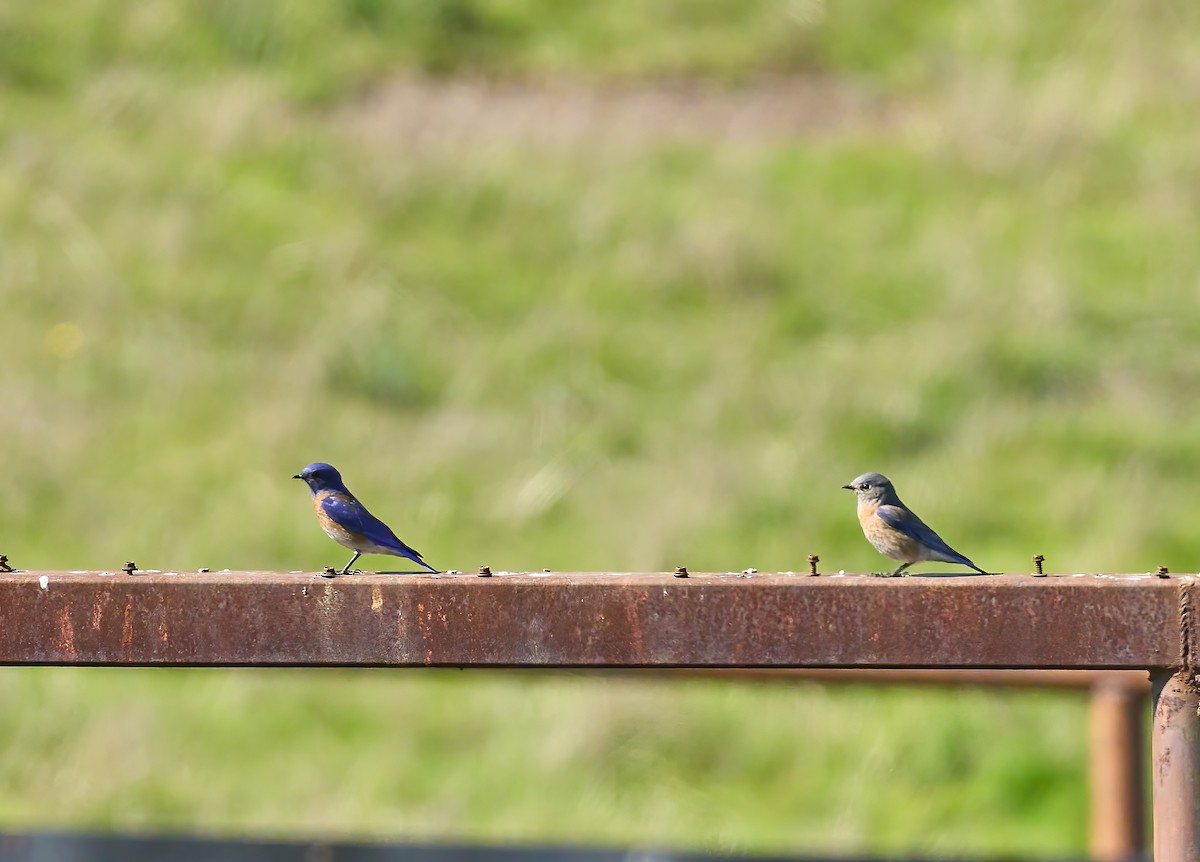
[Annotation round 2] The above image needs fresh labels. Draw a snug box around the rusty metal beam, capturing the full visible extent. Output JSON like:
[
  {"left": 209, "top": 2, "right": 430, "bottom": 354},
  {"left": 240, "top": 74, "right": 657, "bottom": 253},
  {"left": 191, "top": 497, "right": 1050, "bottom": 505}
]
[
  {"left": 0, "top": 571, "right": 1189, "bottom": 668},
  {"left": 658, "top": 667, "right": 1152, "bottom": 690},
  {"left": 1089, "top": 675, "right": 1148, "bottom": 861},
  {"left": 1152, "top": 670, "right": 1200, "bottom": 862}
]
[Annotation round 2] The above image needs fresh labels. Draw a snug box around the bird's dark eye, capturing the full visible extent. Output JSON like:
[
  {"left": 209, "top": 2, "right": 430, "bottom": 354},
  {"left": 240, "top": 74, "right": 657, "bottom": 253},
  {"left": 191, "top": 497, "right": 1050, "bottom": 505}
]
[{"left": 860, "top": 483, "right": 870, "bottom": 490}]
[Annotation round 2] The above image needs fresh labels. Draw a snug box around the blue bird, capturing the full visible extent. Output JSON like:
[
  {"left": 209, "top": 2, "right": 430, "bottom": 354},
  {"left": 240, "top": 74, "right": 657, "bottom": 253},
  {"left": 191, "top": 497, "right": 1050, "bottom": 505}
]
[
  {"left": 843, "top": 472, "right": 989, "bottom": 576},
  {"left": 293, "top": 462, "right": 438, "bottom": 575}
]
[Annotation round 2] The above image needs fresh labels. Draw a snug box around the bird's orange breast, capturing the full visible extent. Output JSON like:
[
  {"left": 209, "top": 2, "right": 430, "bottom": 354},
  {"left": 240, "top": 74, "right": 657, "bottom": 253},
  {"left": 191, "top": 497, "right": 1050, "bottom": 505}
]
[{"left": 312, "top": 491, "right": 360, "bottom": 548}]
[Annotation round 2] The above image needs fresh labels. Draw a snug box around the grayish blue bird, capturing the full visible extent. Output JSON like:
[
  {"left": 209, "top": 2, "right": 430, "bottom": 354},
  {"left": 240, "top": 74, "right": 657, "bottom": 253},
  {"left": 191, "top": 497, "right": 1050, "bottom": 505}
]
[
  {"left": 843, "top": 471, "right": 989, "bottom": 576},
  {"left": 294, "top": 462, "right": 438, "bottom": 575}
]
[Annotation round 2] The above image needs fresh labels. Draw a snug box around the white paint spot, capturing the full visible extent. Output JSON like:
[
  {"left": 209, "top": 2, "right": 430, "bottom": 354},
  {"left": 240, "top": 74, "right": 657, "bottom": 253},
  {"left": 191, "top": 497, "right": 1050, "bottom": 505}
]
[
  {"left": 742, "top": 568, "right": 758, "bottom": 574},
  {"left": 38, "top": 576, "right": 49, "bottom": 591}
]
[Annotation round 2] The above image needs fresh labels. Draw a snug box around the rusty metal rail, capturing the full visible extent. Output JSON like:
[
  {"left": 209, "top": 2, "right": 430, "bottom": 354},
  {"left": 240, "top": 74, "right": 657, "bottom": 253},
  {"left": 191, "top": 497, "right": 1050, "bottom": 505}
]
[
  {"left": 0, "top": 570, "right": 1189, "bottom": 668},
  {"left": 0, "top": 570, "right": 1193, "bottom": 860}
]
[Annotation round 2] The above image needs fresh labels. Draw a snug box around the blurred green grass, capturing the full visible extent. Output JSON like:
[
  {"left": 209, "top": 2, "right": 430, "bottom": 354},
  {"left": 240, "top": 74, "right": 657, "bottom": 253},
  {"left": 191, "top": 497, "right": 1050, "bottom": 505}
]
[
  {"left": 0, "top": 669, "right": 1087, "bottom": 855},
  {"left": 2, "top": 0, "right": 1195, "bottom": 856}
]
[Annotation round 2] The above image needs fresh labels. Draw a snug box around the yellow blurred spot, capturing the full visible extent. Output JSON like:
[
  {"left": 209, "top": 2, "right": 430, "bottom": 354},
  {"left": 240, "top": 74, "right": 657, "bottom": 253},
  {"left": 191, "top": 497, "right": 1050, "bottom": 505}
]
[{"left": 45, "top": 322, "right": 85, "bottom": 359}]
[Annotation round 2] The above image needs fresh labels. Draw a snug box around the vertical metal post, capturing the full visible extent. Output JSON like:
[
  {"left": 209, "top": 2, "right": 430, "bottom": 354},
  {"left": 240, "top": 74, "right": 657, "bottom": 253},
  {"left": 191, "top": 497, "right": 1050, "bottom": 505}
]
[
  {"left": 1089, "top": 677, "right": 1146, "bottom": 861},
  {"left": 1152, "top": 670, "right": 1200, "bottom": 862}
]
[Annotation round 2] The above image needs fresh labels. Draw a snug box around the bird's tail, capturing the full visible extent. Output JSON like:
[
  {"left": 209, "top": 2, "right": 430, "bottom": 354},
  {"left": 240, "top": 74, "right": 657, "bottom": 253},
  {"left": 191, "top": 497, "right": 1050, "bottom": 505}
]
[
  {"left": 401, "top": 546, "right": 439, "bottom": 574},
  {"left": 955, "top": 553, "right": 991, "bottom": 576}
]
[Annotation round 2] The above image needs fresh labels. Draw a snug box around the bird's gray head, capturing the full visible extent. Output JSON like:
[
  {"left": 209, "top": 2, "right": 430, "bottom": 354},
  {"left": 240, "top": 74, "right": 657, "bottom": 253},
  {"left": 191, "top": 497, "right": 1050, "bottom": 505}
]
[
  {"left": 841, "top": 472, "right": 897, "bottom": 505},
  {"left": 293, "top": 462, "right": 346, "bottom": 494}
]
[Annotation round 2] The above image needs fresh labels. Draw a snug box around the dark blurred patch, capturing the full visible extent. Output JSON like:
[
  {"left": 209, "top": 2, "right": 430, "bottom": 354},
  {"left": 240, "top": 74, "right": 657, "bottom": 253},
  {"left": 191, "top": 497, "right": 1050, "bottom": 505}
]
[
  {"left": 0, "top": 832, "right": 820, "bottom": 862},
  {"left": 325, "top": 342, "right": 441, "bottom": 409}
]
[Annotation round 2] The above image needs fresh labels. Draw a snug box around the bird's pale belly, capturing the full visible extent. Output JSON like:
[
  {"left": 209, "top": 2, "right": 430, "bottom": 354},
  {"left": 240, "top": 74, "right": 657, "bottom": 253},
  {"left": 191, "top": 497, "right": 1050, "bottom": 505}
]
[
  {"left": 316, "top": 512, "right": 398, "bottom": 556},
  {"left": 313, "top": 503, "right": 368, "bottom": 551},
  {"left": 858, "top": 506, "right": 921, "bottom": 563},
  {"left": 865, "top": 530, "right": 921, "bottom": 563},
  {"left": 319, "top": 520, "right": 358, "bottom": 549}
]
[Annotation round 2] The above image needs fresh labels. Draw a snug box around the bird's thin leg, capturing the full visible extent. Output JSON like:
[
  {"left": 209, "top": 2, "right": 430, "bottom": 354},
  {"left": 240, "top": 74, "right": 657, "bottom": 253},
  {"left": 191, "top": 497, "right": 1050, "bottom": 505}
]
[
  {"left": 890, "top": 562, "right": 911, "bottom": 577},
  {"left": 340, "top": 551, "right": 361, "bottom": 576}
]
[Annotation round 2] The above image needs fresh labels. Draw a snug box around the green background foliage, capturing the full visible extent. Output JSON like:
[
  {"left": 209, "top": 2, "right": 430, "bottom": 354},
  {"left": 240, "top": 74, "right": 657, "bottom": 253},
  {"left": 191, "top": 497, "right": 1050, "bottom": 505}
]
[{"left": 2, "top": 0, "right": 1192, "bottom": 855}]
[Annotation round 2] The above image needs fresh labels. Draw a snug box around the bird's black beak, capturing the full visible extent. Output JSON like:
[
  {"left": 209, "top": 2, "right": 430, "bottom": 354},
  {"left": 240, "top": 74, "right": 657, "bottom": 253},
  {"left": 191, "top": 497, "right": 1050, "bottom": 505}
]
[
  {"left": 292, "top": 474, "right": 303, "bottom": 480},
  {"left": 841, "top": 484, "right": 854, "bottom": 490}
]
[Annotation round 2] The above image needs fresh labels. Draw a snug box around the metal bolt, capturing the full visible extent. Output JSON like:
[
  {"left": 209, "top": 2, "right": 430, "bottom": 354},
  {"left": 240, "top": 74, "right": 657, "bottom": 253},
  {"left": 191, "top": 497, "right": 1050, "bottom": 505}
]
[
  {"left": 808, "top": 554, "right": 820, "bottom": 576},
  {"left": 1032, "top": 554, "right": 1045, "bottom": 576},
  {"left": 122, "top": 561, "right": 138, "bottom": 576},
  {"left": 478, "top": 565, "right": 492, "bottom": 577},
  {"left": 0, "top": 555, "right": 10, "bottom": 573},
  {"left": 673, "top": 565, "right": 688, "bottom": 578},
  {"left": 1156, "top": 566, "right": 1170, "bottom": 578},
  {"left": 322, "top": 567, "right": 338, "bottom": 578}
]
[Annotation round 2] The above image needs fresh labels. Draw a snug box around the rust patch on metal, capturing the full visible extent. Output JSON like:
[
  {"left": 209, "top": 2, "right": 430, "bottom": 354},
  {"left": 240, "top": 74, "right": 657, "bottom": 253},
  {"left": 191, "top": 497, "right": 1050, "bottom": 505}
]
[
  {"left": 622, "top": 589, "right": 648, "bottom": 664},
  {"left": 415, "top": 600, "right": 435, "bottom": 666},
  {"left": 370, "top": 584, "right": 383, "bottom": 612},
  {"left": 55, "top": 607, "right": 76, "bottom": 659},
  {"left": 120, "top": 599, "right": 134, "bottom": 659},
  {"left": 1179, "top": 581, "right": 1195, "bottom": 673}
]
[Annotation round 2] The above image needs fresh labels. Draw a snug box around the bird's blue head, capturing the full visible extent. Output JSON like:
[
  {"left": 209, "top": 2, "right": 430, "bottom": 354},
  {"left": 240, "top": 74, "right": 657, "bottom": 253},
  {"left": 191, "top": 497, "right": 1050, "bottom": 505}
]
[{"left": 293, "top": 462, "right": 347, "bottom": 494}]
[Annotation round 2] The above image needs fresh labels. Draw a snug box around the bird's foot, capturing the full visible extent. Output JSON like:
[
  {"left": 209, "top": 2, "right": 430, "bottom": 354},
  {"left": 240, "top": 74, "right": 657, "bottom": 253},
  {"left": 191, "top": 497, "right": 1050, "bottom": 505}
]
[{"left": 868, "top": 571, "right": 900, "bottom": 578}]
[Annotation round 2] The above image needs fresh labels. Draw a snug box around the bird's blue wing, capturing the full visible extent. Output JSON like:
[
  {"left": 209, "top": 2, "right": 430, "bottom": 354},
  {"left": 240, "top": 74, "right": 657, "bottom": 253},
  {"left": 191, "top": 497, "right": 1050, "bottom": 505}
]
[
  {"left": 320, "top": 495, "right": 436, "bottom": 572},
  {"left": 875, "top": 505, "right": 976, "bottom": 568}
]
